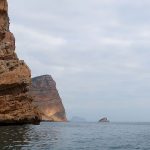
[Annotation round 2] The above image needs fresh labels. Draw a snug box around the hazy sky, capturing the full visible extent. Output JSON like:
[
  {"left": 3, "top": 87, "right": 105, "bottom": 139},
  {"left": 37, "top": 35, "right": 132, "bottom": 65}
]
[{"left": 8, "top": 0, "right": 150, "bottom": 122}]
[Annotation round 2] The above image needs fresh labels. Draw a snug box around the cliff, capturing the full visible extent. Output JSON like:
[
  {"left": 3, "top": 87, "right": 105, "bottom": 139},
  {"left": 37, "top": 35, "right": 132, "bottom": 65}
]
[
  {"left": 0, "top": 0, "right": 41, "bottom": 125},
  {"left": 29, "top": 75, "right": 67, "bottom": 122}
]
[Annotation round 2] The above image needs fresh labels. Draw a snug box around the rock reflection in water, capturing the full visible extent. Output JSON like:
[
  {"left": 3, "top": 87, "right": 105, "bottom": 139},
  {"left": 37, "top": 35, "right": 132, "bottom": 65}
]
[
  {"left": 0, "top": 123, "right": 62, "bottom": 150},
  {"left": 0, "top": 125, "right": 30, "bottom": 149}
]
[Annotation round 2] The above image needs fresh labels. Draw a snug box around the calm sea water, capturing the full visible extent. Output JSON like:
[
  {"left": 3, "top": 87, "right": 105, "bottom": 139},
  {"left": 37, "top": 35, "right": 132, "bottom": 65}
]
[{"left": 0, "top": 122, "right": 150, "bottom": 150}]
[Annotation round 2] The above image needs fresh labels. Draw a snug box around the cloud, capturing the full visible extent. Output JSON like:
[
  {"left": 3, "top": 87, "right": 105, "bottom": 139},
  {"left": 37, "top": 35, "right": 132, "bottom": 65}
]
[{"left": 8, "top": 0, "right": 150, "bottom": 121}]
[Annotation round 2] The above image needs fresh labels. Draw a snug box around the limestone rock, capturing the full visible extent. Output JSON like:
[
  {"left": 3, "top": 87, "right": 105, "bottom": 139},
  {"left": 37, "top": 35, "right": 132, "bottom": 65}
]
[
  {"left": 0, "top": 0, "right": 41, "bottom": 125},
  {"left": 99, "top": 117, "right": 110, "bottom": 123},
  {"left": 29, "top": 75, "right": 67, "bottom": 122}
]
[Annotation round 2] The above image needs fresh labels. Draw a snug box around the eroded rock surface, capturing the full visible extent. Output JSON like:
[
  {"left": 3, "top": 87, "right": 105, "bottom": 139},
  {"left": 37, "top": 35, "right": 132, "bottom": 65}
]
[
  {"left": 0, "top": 0, "right": 41, "bottom": 125},
  {"left": 29, "top": 75, "right": 67, "bottom": 122}
]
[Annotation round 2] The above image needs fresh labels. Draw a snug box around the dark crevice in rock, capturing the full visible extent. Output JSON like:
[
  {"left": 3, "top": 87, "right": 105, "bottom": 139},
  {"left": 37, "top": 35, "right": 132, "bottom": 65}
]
[{"left": 0, "top": 84, "right": 29, "bottom": 96}]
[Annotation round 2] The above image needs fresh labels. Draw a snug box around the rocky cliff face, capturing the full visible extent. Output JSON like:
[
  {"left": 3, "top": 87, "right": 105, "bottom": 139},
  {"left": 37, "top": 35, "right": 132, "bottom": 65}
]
[
  {"left": 0, "top": 0, "right": 41, "bottom": 125},
  {"left": 29, "top": 75, "right": 67, "bottom": 122}
]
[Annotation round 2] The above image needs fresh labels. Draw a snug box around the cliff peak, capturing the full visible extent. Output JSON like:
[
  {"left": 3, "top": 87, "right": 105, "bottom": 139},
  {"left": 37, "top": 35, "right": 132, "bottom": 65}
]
[{"left": 29, "top": 75, "right": 67, "bottom": 122}]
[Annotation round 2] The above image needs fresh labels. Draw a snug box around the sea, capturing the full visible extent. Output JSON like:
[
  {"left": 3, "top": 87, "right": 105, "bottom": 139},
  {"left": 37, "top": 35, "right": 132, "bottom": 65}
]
[{"left": 0, "top": 122, "right": 150, "bottom": 150}]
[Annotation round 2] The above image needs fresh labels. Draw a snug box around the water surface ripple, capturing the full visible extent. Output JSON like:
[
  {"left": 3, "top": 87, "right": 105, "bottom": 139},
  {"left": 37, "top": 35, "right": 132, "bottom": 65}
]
[{"left": 0, "top": 122, "right": 150, "bottom": 150}]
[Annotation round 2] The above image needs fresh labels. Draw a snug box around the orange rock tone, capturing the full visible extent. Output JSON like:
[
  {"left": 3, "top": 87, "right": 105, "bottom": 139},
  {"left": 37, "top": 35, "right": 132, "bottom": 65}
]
[
  {"left": 0, "top": 0, "right": 41, "bottom": 125},
  {"left": 29, "top": 75, "right": 67, "bottom": 122}
]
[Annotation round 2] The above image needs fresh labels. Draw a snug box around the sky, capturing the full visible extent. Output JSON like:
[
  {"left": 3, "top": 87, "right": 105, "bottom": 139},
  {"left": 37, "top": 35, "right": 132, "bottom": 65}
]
[{"left": 8, "top": 0, "right": 150, "bottom": 122}]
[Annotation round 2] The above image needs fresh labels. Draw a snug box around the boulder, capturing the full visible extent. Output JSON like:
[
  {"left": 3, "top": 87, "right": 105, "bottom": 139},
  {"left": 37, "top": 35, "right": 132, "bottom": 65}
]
[{"left": 99, "top": 117, "right": 110, "bottom": 123}]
